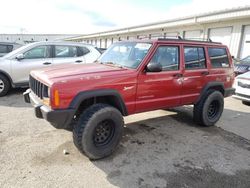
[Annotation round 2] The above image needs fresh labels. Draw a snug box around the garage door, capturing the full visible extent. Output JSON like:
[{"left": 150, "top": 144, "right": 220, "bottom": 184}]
[
  {"left": 240, "top": 25, "right": 250, "bottom": 58},
  {"left": 209, "top": 27, "right": 232, "bottom": 47},
  {"left": 165, "top": 32, "right": 179, "bottom": 38},
  {"left": 184, "top": 30, "right": 202, "bottom": 39},
  {"left": 101, "top": 39, "right": 106, "bottom": 48},
  {"left": 106, "top": 39, "right": 112, "bottom": 48}
]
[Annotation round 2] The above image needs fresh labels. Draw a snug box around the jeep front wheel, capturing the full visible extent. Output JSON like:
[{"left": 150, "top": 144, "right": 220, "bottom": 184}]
[
  {"left": 73, "top": 103, "right": 124, "bottom": 160},
  {"left": 0, "top": 74, "right": 10, "bottom": 97},
  {"left": 193, "top": 90, "right": 224, "bottom": 126}
]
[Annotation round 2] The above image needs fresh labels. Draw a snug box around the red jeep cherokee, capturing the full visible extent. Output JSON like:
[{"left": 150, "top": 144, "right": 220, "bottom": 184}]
[{"left": 24, "top": 39, "right": 235, "bottom": 159}]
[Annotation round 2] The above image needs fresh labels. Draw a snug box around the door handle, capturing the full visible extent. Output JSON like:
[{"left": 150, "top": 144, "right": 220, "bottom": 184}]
[
  {"left": 201, "top": 71, "right": 209, "bottom": 75},
  {"left": 75, "top": 60, "right": 83, "bottom": 63},
  {"left": 173, "top": 73, "right": 183, "bottom": 78},
  {"left": 43, "top": 62, "right": 51, "bottom": 65}
]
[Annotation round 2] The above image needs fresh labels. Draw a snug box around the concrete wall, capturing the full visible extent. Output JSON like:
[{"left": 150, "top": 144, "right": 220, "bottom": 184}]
[{"left": 71, "top": 18, "right": 250, "bottom": 58}]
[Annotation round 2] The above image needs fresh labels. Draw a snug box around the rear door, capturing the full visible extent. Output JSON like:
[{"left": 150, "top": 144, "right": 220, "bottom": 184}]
[
  {"left": 181, "top": 45, "right": 209, "bottom": 104},
  {"left": 207, "top": 47, "right": 233, "bottom": 89},
  {"left": 136, "top": 44, "right": 183, "bottom": 112}
]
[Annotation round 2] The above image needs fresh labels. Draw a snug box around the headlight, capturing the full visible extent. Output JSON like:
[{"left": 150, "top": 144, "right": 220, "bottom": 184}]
[{"left": 248, "top": 67, "right": 250, "bottom": 71}]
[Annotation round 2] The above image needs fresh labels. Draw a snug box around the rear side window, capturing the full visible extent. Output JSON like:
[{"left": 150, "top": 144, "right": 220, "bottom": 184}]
[
  {"left": 0, "top": 45, "right": 8, "bottom": 53},
  {"left": 208, "top": 48, "right": 229, "bottom": 68},
  {"left": 184, "top": 47, "right": 206, "bottom": 69},
  {"left": 55, "top": 45, "right": 77, "bottom": 58},
  {"left": 0, "top": 44, "right": 13, "bottom": 53}
]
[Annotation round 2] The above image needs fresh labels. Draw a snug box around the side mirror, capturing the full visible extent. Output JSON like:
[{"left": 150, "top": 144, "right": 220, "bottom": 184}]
[
  {"left": 146, "top": 62, "right": 162, "bottom": 72},
  {"left": 16, "top": 54, "right": 24, "bottom": 60}
]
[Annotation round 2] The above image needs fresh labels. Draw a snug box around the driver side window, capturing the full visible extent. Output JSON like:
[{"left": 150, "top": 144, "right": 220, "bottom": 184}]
[
  {"left": 24, "top": 45, "right": 51, "bottom": 59},
  {"left": 150, "top": 46, "right": 179, "bottom": 71}
]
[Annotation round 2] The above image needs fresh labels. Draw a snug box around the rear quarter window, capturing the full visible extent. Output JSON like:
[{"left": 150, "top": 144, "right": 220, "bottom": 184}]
[
  {"left": 208, "top": 47, "right": 230, "bottom": 68},
  {"left": 77, "top": 46, "right": 90, "bottom": 57}
]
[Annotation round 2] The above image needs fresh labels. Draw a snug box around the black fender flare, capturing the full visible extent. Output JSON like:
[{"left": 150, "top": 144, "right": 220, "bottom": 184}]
[
  {"left": 195, "top": 82, "right": 225, "bottom": 104},
  {"left": 69, "top": 89, "right": 128, "bottom": 116}
]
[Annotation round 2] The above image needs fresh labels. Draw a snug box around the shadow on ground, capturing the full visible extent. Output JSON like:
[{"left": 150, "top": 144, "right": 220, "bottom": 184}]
[
  {"left": 91, "top": 107, "right": 250, "bottom": 188},
  {"left": 0, "top": 88, "right": 30, "bottom": 108}
]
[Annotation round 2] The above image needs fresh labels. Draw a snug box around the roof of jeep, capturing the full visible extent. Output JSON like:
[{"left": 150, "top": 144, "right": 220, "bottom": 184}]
[{"left": 116, "top": 38, "right": 226, "bottom": 47}]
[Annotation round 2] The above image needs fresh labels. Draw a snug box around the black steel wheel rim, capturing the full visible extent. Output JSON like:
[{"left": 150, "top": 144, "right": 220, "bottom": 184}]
[
  {"left": 93, "top": 120, "right": 115, "bottom": 147},
  {"left": 207, "top": 100, "right": 220, "bottom": 120}
]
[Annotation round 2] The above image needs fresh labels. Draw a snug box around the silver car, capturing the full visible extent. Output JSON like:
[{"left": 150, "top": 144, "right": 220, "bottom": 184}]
[{"left": 0, "top": 41, "right": 101, "bottom": 96}]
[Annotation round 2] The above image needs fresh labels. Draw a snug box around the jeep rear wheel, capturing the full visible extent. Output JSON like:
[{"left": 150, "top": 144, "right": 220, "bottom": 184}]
[
  {"left": 193, "top": 90, "right": 224, "bottom": 126},
  {"left": 0, "top": 74, "right": 10, "bottom": 97},
  {"left": 73, "top": 103, "right": 124, "bottom": 160}
]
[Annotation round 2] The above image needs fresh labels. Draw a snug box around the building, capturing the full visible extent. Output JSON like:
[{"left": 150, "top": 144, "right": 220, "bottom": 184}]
[
  {"left": 0, "top": 34, "right": 78, "bottom": 45},
  {"left": 66, "top": 6, "right": 250, "bottom": 58}
]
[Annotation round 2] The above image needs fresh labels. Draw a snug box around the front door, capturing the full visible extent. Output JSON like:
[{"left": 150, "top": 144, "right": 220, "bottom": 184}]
[
  {"left": 11, "top": 45, "right": 52, "bottom": 84},
  {"left": 136, "top": 45, "right": 183, "bottom": 113}
]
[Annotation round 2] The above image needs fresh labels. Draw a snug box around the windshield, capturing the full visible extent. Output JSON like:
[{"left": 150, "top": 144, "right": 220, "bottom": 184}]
[
  {"left": 241, "top": 56, "right": 250, "bottom": 63},
  {"left": 98, "top": 42, "right": 152, "bottom": 69}
]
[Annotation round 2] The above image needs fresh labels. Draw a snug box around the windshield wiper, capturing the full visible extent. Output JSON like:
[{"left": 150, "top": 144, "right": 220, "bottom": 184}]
[{"left": 102, "top": 61, "right": 124, "bottom": 68}]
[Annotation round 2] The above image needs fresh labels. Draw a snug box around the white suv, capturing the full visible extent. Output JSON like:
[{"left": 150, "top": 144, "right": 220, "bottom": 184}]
[
  {"left": 0, "top": 41, "right": 101, "bottom": 96},
  {"left": 233, "top": 71, "right": 250, "bottom": 105}
]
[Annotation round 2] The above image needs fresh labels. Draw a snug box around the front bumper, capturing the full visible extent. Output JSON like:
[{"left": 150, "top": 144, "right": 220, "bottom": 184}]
[
  {"left": 233, "top": 93, "right": 250, "bottom": 102},
  {"left": 23, "top": 89, "right": 75, "bottom": 129}
]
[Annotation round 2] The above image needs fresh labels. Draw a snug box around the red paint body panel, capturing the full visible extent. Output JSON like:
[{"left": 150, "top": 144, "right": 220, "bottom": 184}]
[{"left": 30, "top": 39, "right": 235, "bottom": 116}]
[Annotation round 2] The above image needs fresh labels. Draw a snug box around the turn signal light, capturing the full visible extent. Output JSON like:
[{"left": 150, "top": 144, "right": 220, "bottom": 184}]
[{"left": 54, "top": 90, "right": 60, "bottom": 106}]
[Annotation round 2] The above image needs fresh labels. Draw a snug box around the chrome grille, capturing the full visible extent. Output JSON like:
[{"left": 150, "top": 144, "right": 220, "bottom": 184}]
[{"left": 29, "top": 75, "right": 48, "bottom": 99}]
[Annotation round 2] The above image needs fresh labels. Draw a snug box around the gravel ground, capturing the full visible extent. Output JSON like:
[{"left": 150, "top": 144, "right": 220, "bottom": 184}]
[{"left": 0, "top": 89, "right": 250, "bottom": 188}]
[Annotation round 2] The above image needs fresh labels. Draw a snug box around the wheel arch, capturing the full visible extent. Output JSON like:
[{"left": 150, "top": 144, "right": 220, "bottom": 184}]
[
  {"left": 70, "top": 89, "right": 128, "bottom": 116},
  {"left": 0, "top": 70, "right": 13, "bottom": 86},
  {"left": 195, "top": 82, "right": 225, "bottom": 104}
]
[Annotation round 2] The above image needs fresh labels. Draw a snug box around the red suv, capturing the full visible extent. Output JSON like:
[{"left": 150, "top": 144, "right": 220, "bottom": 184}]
[{"left": 24, "top": 39, "right": 235, "bottom": 159}]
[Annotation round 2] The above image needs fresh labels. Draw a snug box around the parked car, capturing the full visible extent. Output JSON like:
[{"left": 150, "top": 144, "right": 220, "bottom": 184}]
[
  {"left": 24, "top": 38, "right": 235, "bottom": 160},
  {"left": 233, "top": 71, "right": 250, "bottom": 105},
  {"left": 0, "top": 41, "right": 101, "bottom": 96},
  {"left": 234, "top": 55, "right": 250, "bottom": 76},
  {"left": 0, "top": 42, "right": 22, "bottom": 57}
]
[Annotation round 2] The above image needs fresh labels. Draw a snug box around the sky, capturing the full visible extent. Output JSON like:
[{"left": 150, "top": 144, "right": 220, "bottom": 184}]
[{"left": 0, "top": 0, "right": 250, "bottom": 35}]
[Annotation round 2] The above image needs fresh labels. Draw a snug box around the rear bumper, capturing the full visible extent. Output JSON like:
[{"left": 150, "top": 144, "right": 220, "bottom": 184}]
[
  {"left": 23, "top": 89, "right": 75, "bottom": 129},
  {"left": 224, "top": 88, "right": 235, "bottom": 98}
]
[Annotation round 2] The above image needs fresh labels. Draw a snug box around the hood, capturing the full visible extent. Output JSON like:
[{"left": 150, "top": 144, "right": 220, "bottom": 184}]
[
  {"left": 237, "top": 71, "right": 250, "bottom": 80},
  {"left": 30, "top": 63, "right": 130, "bottom": 84}
]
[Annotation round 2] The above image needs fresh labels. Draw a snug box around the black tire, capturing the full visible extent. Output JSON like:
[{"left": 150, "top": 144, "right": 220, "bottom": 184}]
[
  {"left": 193, "top": 90, "right": 224, "bottom": 126},
  {"left": 242, "top": 101, "right": 250, "bottom": 106},
  {"left": 0, "top": 74, "right": 10, "bottom": 97},
  {"left": 73, "top": 103, "right": 124, "bottom": 160}
]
